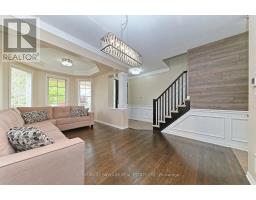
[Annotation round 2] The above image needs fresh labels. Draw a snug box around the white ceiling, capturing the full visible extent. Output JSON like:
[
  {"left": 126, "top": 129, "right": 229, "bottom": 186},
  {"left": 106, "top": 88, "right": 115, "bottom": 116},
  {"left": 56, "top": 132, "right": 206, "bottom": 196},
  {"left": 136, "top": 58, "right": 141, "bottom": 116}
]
[
  {"left": 29, "top": 47, "right": 99, "bottom": 76},
  {"left": 32, "top": 16, "right": 248, "bottom": 73}
]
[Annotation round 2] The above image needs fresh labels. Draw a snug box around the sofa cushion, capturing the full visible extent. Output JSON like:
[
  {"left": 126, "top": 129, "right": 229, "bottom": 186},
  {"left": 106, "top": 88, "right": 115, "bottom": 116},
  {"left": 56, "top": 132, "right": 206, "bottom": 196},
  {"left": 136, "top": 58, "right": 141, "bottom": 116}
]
[
  {"left": 25, "top": 121, "right": 67, "bottom": 142},
  {"left": 18, "top": 107, "right": 53, "bottom": 119},
  {"left": 7, "top": 127, "right": 54, "bottom": 152},
  {"left": 70, "top": 106, "right": 89, "bottom": 117},
  {"left": 53, "top": 107, "right": 71, "bottom": 119},
  {"left": 0, "top": 109, "right": 24, "bottom": 156},
  {"left": 75, "top": 116, "right": 91, "bottom": 122},
  {"left": 56, "top": 117, "right": 76, "bottom": 125},
  {"left": 48, "top": 119, "right": 57, "bottom": 125},
  {"left": 56, "top": 116, "right": 91, "bottom": 125},
  {"left": 22, "top": 110, "right": 48, "bottom": 124}
]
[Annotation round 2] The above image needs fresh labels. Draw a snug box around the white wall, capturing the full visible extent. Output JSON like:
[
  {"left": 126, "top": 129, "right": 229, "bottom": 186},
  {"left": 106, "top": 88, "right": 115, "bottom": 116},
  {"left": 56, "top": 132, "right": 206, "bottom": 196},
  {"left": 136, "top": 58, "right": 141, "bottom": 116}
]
[
  {"left": 128, "top": 54, "right": 187, "bottom": 122},
  {"left": 128, "top": 105, "right": 153, "bottom": 122},
  {"left": 93, "top": 72, "right": 128, "bottom": 129},
  {"left": 163, "top": 109, "right": 248, "bottom": 151},
  {"left": 0, "top": 62, "right": 91, "bottom": 109},
  {"left": 128, "top": 54, "right": 187, "bottom": 106},
  {"left": 248, "top": 15, "right": 256, "bottom": 184},
  {"left": 0, "top": 61, "right": 3, "bottom": 110}
]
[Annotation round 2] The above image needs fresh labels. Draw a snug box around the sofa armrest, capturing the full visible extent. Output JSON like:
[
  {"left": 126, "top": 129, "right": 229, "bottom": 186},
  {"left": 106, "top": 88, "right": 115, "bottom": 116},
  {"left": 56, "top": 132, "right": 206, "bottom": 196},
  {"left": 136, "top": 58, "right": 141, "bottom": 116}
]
[{"left": 0, "top": 138, "right": 85, "bottom": 185}]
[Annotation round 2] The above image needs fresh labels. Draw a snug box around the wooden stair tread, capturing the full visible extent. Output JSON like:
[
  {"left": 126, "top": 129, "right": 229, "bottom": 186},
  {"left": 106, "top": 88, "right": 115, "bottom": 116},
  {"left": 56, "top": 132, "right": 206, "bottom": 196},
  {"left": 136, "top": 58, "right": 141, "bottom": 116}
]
[{"left": 153, "top": 71, "right": 190, "bottom": 131}]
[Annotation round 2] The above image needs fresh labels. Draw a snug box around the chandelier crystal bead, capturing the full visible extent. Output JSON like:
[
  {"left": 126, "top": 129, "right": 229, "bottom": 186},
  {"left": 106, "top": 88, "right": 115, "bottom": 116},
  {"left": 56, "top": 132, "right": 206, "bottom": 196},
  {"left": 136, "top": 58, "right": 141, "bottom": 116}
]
[{"left": 101, "top": 32, "right": 142, "bottom": 67}]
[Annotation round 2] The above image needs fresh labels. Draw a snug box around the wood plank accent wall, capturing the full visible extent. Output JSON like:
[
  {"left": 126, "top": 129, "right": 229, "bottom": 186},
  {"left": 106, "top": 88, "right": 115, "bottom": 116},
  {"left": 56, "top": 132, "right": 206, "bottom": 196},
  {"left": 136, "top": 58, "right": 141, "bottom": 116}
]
[{"left": 188, "top": 33, "right": 248, "bottom": 111}]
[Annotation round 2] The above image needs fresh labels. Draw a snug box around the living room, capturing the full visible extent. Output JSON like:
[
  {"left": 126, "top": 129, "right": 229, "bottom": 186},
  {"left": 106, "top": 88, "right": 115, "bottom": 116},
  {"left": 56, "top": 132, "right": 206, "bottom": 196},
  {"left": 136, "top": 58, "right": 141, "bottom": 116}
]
[{"left": 1, "top": 0, "right": 256, "bottom": 199}]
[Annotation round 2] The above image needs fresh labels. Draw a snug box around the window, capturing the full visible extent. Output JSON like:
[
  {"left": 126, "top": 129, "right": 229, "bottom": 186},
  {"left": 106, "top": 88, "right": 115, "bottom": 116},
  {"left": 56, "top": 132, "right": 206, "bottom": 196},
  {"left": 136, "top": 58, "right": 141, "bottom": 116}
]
[
  {"left": 48, "top": 77, "right": 66, "bottom": 106},
  {"left": 10, "top": 67, "right": 32, "bottom": 108},
  {"left": 78, "top": 80, "right": 91, "bottom": 110}
]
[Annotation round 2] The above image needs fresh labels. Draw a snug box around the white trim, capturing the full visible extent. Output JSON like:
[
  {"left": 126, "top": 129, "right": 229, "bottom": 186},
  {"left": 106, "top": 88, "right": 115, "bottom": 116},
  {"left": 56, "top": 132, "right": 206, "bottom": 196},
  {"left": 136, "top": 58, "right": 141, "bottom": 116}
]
[
  {"left": 162, "top": 109, "right": 248, "bottom": 151},
  {"left": 129, "top": 68, "right": 169, "bottom": 79},
  {"left": 37, "top": 17, "right": 131, "bottom": 71},
  {"left": 230, "top": 118, "right": 248, "bottom": 143},
  {"left": 95, "top": 120, "right": 128, "bottom": 130},
  {"left": 190, "top": 108, "right": 248, "bottom": 115},
  {"left": 129, "top": 117, "right": 152, "bottom": 123},
  {"left": 128, "top": 105, "right": 153, "bottom": 122},
  {"left": 173, "top": 114, "right": 226, "bottom": 139},
  {"left": 73, "top": 67, "right": 99, "bottom": 76},
  {"left": 2, "top": 15, "right": 130, "bottom": 73},
  {"left": 246, "top": 171, "right": 256, "bottom": 185},
  {"left": 163, "top": 129, "right": 247, "bottom": 151}
]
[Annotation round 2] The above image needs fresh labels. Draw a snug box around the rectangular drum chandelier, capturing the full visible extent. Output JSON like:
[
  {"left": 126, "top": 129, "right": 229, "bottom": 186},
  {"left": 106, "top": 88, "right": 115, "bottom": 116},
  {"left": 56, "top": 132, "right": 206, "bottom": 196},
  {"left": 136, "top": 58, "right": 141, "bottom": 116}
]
[{"left": 100, "top": 32, "right": 142, "bottom": 67}]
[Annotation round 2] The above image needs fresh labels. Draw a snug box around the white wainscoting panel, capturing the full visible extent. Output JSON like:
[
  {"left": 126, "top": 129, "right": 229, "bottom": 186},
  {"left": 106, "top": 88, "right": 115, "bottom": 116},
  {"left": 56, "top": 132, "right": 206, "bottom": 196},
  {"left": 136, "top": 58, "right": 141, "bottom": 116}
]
[
  {"left": 162, "top": 109, "right": 248, "bottom": 151},
  {"left": 231, "top": 118, "right": 248, "bottom": 143},
  {"left": 128, "top": 105, "right": 153, "bottom": 122}
]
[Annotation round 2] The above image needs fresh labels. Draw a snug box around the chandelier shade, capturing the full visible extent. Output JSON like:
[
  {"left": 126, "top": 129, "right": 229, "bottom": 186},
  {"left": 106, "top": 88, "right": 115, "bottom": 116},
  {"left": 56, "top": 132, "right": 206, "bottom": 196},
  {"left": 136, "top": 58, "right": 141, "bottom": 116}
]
[{"left": 100, "top": 32, "right": 142, "bottom": 67}]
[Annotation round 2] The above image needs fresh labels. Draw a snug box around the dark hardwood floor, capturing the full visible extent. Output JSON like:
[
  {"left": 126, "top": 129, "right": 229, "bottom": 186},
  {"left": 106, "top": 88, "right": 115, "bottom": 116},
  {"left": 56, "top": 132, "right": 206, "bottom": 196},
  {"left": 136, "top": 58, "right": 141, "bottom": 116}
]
[{"left": 64, "top": 123, "right": 249, "bottom": 185}]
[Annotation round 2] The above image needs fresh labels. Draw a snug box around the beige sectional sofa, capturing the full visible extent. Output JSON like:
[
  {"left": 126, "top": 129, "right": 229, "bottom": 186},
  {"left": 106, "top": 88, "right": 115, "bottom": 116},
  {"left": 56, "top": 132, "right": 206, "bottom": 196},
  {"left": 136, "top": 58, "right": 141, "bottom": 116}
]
[
  {"left": 18, "top": 106, "right": 94, "bottom": 131},
  {"left": 0, "top": 106, "right": 94, "bottom": 185}
]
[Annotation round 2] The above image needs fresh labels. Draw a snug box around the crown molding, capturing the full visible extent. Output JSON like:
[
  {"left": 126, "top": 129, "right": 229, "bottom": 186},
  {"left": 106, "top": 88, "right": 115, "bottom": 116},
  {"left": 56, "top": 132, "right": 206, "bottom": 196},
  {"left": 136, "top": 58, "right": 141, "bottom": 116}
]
[
  {"left": 129, "top": 68, "right": 169, "bottom": 79},
  {"left": 38, "top": 19, "right": 130, "bottom": 69},
  {"left": 5, "top": 15, "right": 130, "bottom": 72}
]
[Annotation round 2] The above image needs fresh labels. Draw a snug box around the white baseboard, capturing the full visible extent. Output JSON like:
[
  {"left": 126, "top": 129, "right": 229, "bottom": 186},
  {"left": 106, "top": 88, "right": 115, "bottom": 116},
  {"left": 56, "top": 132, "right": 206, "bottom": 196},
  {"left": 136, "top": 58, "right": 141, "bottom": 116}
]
[
  {"left": 95, "top": 120, "right": 128, "bottom": 130},
  {"left": 246, "top": 171, "right": 256, "bottom": 185},
  {"left": 162, "top": 109, "right": 248, "bottom": 151}
]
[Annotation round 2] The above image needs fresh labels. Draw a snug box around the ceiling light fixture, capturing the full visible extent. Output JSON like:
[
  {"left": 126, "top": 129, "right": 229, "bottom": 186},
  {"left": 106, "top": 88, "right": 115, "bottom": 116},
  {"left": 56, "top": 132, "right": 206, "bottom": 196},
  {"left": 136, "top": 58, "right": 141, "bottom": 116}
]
[
  {"left": 129, "top": 67, "right": 143, "bottom": 75},
  {"left": 61, "top": 58, "right": 73, "bottom": 67},
  {"left": 100, "top": 16, "right": 142, "bottom": 67}
]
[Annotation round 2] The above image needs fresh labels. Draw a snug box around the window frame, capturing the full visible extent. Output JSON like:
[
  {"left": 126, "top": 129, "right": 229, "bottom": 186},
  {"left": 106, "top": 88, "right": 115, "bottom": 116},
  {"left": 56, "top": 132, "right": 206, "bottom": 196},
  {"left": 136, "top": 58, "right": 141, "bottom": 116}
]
[
  {"left": 77, "top": 79, "right": 92, "bottom": 111},
  {"left": 46, "top": 74, "right": 69, "bottom": 106},
  {"left": 9, "top": 65, "right": 33, "bottom": 108}
]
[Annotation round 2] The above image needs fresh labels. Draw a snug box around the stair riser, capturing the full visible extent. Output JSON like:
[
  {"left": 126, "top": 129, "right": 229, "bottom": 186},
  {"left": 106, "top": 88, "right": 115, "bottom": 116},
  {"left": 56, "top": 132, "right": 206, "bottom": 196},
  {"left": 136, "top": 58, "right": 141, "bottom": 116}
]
[
  {"left": 153, "top": 71, "right": 189, "bottom": 131},
  {"left": 158, "top": 101, "right": 190, "bottom": 131}
]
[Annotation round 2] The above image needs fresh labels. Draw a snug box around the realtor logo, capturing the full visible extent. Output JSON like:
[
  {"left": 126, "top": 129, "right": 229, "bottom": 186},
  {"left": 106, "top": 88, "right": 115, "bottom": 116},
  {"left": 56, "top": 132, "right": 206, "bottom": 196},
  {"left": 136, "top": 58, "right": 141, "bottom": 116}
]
[{"left": 2, "top": 17, "right": 40, "bottom": 62}]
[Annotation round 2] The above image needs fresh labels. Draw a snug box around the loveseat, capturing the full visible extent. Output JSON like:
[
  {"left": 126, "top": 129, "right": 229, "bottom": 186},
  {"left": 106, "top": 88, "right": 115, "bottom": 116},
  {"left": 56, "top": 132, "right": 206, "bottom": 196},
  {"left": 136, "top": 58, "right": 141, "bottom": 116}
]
[{"left": 0, "top": 106, "right": 93, "bottom": 185}]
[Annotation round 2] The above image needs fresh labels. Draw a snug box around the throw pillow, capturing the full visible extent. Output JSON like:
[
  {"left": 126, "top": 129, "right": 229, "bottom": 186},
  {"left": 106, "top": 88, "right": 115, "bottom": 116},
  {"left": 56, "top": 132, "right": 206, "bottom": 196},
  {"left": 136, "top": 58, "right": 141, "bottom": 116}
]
[
  {"left": 7, "top": 127, "right": 54, "bottom": 152},
  {"left": 22, "top": 110, "right": 48, "bottom": 124},
  {"left": 70, "top": 107, "right": 89, "bottom": 117}
]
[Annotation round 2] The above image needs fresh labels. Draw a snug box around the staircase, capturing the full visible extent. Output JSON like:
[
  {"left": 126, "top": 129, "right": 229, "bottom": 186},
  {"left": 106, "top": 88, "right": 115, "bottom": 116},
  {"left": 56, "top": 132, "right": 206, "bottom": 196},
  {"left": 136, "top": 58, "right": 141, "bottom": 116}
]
[{"left": 153, "top": 71, "right": 190, "bottom": 131}]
